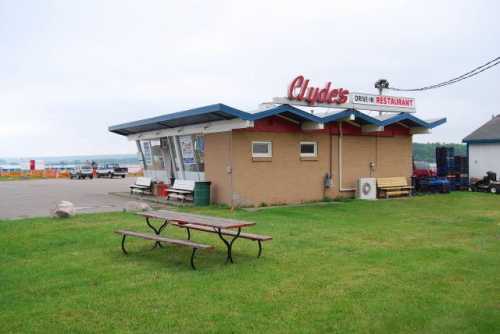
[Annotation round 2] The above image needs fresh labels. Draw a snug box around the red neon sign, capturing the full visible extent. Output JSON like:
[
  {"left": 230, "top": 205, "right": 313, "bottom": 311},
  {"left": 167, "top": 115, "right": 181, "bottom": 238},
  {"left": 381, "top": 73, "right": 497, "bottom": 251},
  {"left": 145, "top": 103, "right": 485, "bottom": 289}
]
[{"left": 287, "top": 75, "right": 349, "bottom": 106}]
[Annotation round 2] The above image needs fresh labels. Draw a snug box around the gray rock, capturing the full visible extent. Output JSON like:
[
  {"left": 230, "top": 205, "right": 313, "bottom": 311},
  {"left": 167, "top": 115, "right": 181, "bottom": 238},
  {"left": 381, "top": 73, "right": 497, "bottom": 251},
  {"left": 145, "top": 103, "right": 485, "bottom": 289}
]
[{"left": 52, "top": 200, "right": 76, "bottom": 218}]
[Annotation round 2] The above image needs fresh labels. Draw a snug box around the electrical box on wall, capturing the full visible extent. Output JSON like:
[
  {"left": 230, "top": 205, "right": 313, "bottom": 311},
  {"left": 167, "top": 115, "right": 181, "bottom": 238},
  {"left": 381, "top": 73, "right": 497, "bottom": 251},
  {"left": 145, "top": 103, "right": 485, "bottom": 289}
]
[{"left": 324, "top": 173, "right": 333, "bottom": 188}]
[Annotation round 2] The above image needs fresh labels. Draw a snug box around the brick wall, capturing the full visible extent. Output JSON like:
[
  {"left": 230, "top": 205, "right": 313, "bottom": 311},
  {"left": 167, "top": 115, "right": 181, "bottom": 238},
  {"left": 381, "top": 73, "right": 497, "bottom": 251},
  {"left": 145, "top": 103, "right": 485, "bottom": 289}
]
[{"left": 205, "top": 130, "right": 412, "bottom": 206}]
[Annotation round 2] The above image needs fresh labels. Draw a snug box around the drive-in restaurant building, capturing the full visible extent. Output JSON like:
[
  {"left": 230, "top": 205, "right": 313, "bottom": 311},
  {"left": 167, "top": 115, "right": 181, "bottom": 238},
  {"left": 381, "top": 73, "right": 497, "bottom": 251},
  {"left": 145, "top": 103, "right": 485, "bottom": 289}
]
[{"left": 109, "top": 76, "right": 446, "bottom": 206}]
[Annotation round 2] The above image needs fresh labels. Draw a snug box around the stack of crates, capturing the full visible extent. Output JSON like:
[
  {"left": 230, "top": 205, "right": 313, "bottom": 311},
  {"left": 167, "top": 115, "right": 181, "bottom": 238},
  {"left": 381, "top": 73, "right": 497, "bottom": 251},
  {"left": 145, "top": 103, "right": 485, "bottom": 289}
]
[
  {"left": 454, "top": 155, "right": 469, "bottom": 189},
  {"left": 435, "top": 147, "right": 470, "bottom": 190},
  {"left": 436, "top": 147, "right": 455, "bottom": 177}
]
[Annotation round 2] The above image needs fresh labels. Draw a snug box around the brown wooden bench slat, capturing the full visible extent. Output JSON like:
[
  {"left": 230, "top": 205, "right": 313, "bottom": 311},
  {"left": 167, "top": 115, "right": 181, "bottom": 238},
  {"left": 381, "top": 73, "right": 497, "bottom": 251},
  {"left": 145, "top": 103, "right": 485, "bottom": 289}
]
[
  {"left": 115, "top": 230, "right": 214, "bottom": 250},
  {"left": 377, "top": 177, "right": 410, "bottom": 186},
  {"left": 384, "top": 188, "right": 411, "bottom": 192},
  {"left": 169, "top": 221, "right": 273, "bottom": 241},
  {"left": 385, "top": 190, "right": 410, "bottom": 195}
]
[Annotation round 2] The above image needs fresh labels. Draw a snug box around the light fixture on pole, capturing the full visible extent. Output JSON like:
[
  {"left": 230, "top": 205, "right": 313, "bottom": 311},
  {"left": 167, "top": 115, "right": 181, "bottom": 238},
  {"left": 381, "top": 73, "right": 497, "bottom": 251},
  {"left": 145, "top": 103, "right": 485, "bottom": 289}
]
[{"left": 375, "top": 79, "right": 389, "bottom": 95}]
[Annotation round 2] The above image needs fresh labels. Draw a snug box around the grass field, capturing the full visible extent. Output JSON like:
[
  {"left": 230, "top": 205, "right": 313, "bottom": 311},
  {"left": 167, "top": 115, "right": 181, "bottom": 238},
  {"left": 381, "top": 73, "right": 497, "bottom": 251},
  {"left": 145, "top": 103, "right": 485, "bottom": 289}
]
[{"left": 1, "top": 193, "right": 499, "bottom": 333}]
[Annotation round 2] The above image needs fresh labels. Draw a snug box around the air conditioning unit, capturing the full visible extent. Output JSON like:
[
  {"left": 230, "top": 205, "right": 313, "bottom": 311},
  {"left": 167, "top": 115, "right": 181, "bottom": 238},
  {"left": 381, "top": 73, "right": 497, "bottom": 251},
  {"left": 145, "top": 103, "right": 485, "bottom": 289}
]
[{"left": 357, "top": 177, "right": 377, "bottom": 200}]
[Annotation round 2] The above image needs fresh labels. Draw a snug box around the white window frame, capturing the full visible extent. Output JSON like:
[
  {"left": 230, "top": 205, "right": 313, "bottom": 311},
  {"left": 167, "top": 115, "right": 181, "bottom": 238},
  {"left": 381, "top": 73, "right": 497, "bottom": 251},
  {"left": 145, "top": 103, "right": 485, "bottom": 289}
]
[
  {"left": 251, "top": 141, "right": 272, "bottom": 158},
  {"left": 299, "top": 141, "right": 318, "bottom": 158}
]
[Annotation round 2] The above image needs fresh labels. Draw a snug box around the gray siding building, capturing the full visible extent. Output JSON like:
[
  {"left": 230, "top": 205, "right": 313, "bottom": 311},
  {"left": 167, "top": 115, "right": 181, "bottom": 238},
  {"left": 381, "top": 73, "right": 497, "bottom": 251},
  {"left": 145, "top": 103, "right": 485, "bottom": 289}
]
[{"left": 463, "top": 115, "right": 500, "bottom": 178}]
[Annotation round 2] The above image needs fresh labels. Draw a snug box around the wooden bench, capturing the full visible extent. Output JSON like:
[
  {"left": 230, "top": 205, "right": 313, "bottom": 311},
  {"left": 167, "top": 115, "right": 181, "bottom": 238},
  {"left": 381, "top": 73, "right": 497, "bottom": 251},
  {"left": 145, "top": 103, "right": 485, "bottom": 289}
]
[
  {"left": 168, "top": 179, "right": 195, "bottom": 202},
  {"left": 377, "top": 177, "right": 413, "bottom": 199},
  {"left": 130, "top": 177, "right": 153, "bottom": 195},
  {"left": 115, "top": 229, "right": 214, "bottom": 270},
  {"left": 168, "top": 221, "right": 272, "bottom": 257}
]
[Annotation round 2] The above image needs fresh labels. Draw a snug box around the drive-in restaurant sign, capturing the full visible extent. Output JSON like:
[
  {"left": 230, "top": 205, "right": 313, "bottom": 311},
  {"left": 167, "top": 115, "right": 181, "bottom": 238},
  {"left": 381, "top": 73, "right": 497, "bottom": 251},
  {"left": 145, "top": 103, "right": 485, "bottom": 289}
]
[{"left": 272, "top": 75, "right": 416, "bottom": 113}]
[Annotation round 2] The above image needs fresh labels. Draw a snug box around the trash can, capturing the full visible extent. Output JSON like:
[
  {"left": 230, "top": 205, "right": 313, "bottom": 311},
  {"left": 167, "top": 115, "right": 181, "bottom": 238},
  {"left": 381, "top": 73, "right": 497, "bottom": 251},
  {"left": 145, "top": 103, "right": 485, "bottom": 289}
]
[{"left": 194, "top": 181, "right": 211, "bottom": 206}]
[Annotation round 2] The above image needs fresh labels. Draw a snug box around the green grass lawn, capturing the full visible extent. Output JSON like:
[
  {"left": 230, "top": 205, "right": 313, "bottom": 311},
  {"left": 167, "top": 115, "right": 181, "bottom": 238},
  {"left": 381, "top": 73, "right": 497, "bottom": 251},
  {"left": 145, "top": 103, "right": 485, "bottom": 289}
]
[{"left": 1, "top": 193, "right": 499, "bottom": 333}]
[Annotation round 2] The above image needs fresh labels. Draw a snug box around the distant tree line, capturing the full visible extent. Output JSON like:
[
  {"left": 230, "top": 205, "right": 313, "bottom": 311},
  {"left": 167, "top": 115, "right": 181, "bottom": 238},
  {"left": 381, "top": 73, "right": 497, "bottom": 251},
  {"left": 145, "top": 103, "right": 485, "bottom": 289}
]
[
  {"left": 413, "top": 143, "right": 466, "bottom": 162},
  {"left": 0, "top": 154, "right": 139, "bottom": 166}
]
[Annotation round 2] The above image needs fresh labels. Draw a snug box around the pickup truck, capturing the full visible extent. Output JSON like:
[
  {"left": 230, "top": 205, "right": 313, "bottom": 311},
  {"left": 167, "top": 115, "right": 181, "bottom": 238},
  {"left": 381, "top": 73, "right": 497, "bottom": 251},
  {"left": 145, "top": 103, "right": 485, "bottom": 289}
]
[
  {"left": 413, "top": 160, "right": 437, "bottom": 178},
  {"left": 96, "top": 164, "right": 128, "bottom": 178},
  {"left": 70, "top": 165, "right": 94, "bottom": 179}
]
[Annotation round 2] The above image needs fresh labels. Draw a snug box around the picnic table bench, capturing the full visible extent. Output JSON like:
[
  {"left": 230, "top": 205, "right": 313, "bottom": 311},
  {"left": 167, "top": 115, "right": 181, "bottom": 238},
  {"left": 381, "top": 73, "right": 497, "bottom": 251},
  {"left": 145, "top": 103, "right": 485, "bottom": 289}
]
[
  {"left": 115, "top": 230, "right": 214, "bottom": 270},
  {"left": 168, "top": 221, "right": 272, "bottom": 258},
  {"left": 115, "top": 210, "right": 272, "bottom": 270}
]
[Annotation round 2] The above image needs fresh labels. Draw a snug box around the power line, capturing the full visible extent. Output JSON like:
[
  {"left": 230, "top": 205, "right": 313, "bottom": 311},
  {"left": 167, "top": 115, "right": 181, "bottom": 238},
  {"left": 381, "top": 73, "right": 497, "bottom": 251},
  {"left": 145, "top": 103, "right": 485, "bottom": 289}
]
[
  {"left": 406, "top": 57, "right": 500, "bottom": 90},
  {"left": 383, "top": 56, "right": 500, "bottom": 92}
]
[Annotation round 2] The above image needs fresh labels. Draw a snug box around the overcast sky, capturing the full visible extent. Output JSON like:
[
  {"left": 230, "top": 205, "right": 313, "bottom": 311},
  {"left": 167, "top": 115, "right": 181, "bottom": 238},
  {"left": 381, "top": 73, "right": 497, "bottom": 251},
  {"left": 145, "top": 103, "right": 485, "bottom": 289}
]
[{"left": 1, "top": 0, "right": 499, "bottom": 158}]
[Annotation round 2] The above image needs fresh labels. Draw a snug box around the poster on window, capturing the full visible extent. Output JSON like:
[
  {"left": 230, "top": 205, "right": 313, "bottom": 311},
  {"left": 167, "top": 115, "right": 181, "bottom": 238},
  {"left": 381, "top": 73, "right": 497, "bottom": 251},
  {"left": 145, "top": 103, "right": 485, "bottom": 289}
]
[{"left": 179, "top": 135, "right": 195, "bottom": 164}]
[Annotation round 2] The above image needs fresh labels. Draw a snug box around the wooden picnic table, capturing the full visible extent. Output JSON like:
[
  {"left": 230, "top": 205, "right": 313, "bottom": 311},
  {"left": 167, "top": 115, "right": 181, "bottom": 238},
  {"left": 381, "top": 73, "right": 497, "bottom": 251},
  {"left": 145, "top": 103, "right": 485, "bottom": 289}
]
[
  {"left": 116, "top": 210, "right": 271, "bottom": 269},
  {"left": 136, "top": 210, "right": 258, "bottom": 263}
]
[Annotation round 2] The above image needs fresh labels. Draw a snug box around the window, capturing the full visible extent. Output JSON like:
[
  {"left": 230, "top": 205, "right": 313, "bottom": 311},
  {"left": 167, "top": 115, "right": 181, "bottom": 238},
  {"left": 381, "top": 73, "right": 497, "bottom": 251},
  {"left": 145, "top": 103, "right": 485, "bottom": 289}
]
[
  {"left": 150, "top": 139, "right": 165, "bottom": 170},
  {"left": 167, "top": 137, "right": 179, "bottom": 171},
  {"left": 300, "top": 141, "right": 317, "bottom": 158},
  {"left": 193, "top": 135, "right": 205, "bottom": 168},
  {"left": 176, "top": 134, "right": 205, "bottom": 172},
  {"left": 252, "top": 141, "right": 272, "bottom": 158},
  {"left": 139, "top": 139, "right": 167, "bottom": 170},
  {"left": 161, "top": 137, "right": 177, "bottom": 173},
  {"left": 140, "top": 140, "right": 153, "bottom": 167}
]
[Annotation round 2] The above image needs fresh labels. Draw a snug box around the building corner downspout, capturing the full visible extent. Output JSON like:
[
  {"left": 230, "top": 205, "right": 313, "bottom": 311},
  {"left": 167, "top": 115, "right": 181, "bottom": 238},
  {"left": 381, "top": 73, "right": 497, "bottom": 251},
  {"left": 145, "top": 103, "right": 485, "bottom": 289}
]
[
  {"left": 323, "top": 126, "right": 333, "bottom": 199},
  {"left": 327, "top": 128, "right": 333, "bottom": 198},
  {"left": 229, "top": 131, "right": 235, "bottom": 210}
]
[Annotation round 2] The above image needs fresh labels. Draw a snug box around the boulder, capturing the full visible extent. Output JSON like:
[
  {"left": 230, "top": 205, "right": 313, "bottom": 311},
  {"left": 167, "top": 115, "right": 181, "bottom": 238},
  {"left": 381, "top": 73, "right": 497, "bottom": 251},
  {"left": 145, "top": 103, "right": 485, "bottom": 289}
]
[
  {"left": 52, "top": 200, "right": 76, "bottom": 218},
  {"left": 125, "top": 201, "right": 152, "bottom": 212}
]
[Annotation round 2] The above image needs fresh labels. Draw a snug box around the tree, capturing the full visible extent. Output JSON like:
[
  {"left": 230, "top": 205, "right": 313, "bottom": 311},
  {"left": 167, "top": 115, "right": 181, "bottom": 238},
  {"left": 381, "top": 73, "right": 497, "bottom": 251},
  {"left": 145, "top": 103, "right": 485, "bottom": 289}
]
[{"left": 413, "top": 143, "right": 466, "bottom": 162}]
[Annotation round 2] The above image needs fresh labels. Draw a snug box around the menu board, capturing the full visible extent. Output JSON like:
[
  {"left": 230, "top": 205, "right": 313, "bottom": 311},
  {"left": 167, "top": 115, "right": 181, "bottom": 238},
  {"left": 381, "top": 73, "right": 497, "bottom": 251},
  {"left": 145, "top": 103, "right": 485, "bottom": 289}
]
[{"left": 179, "top": 135, "right": 195, "bottom": 165}]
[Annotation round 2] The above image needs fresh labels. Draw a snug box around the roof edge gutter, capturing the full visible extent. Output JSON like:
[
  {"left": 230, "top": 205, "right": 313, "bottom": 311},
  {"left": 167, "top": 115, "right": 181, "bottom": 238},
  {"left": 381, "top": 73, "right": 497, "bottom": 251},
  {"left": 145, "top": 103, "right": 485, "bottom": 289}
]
[
  {"left": 125, "top": 119, "right": 254, "bottom": 141},
  {"left": 462, "top": 139, "right": 500, "bottom": 144}
]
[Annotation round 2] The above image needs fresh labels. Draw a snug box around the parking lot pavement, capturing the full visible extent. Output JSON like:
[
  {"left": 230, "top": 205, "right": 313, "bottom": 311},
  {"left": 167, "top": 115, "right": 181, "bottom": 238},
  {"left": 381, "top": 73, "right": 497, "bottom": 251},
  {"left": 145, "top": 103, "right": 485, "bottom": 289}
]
[{"left": 0, "top": 177, "right": 143, "bottom": 219}]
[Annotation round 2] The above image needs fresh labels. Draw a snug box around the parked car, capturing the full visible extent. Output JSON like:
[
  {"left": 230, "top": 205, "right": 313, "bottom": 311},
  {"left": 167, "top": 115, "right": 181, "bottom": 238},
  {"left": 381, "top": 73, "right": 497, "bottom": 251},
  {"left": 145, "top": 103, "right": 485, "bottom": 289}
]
[
  {"left": 70, "top": 165, "right": 94, "bottom": 179},
  {"left": 96, "top": 164, "right": 128, "bottom": 178}
]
